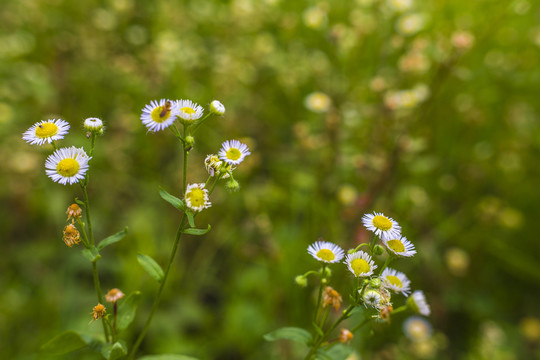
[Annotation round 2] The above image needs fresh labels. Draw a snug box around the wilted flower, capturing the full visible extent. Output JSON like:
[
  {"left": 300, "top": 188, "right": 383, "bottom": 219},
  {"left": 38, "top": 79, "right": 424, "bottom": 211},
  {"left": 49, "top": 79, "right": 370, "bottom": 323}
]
[
  {"left": 63, "top": 224, "right": 81, "bottom": 247},
  {"left": 323, "top": 286, "right": 343, "bottom": 310},
  {"left": 91, "top": 303, "right": 106, "bottom": 320},
  {"left": 66, "top": 204, "right": 82, "bottom": 223},
  {"left": 105, "top": 288, "right": 125, "bottom": 303},
  {"left": 339, "top": 329, "right": 354, "bottom": 344}
]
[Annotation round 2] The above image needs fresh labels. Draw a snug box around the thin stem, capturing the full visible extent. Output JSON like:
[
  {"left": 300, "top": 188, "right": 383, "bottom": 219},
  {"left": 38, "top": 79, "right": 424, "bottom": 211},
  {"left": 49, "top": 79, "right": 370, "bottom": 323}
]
[
  {"left": 127, "top": 215, "right": 187, "bottom": 359},
  {"left": 112, "top": 302, "right": 118, "bottom": 343},
  {"left": 378, "top": 256, "right": 393, "bottom": 275},
  {"left": 191, "top": 113, "right": 212, "bottom": 134},
  {"left": 51, "top": 141, "right": 58, "bottom": 151},
  {"left": 182, "top": 124, "right": 188, "bottom": 194},
  {"left": 351, "top": 317, "right": 371, "bottom": 333},
  {"left": 89, "top": 133, "right": 96, "bottom": 157},
  {"left": 75, "top": 218, "right": 90, "bottom": 248},
  {"left": 314, "top": 265, "right": 327, "bottom": 324}
]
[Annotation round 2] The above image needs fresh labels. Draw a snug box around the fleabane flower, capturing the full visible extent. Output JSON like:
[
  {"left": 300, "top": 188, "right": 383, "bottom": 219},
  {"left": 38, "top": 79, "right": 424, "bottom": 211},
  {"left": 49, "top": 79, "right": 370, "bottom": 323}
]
[
  {"left": 141, "top": 99, "right": 178, "bottom": 132},
  {"left": 205, "top": 154, "right": 231, "bottom": 178},
  {"left": 383, "top": 235, "right": 416, "bottom": 257},
  {"left": 363, "top": 290, "right": 384, "bottom": 309},
  {"left": 381, "top": 268, "right": 411, "bottom": 296},
  {"left": 307, "top": 241, "right": 345, "bottom": 263},
  {"left": 45, "top": 147, "right": 91, "bottom": 185},
  {"left": 362, "top": 212, "right": 401, "bottom": 240},
  {"left": 407, "top": 290, "right": 431, "bottom": 316},
  {"left": 176, "top": 99, "right": 204, "bottom": 124},
  {"left": 184, "top": 183, "right": 211, "bottom": 212},
  {"left": 344, "top": 250, "right": 376, "bottom": 277},
  {"left": 23, "top": 119, "right": 70, "bottom": 146},
  {"left": 218, "top": 140, "right": 251, "bottom": 165},
  {"left": 209, "top": 100, "right": 225, "bottom": 115}
]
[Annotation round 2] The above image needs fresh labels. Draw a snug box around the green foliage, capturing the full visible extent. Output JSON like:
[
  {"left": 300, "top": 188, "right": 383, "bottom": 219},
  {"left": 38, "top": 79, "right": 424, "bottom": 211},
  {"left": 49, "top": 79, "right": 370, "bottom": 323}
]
[
  {"left": 137, "top": 355, "right": 199, "bottom": 360},
  {"left": 81, "top": 246, "right": 101, "bottom": 263},
  {"left": 137, "top": 254, "right": 164, "bottom": 283},
  {"left": 117, "top": 291, "right": 142, "bottom": 331},
  {"left": 97, "top": 227, "right": 128, "bottom": 251},
  {"left": 41, "top": 331, "right": 88, "bottom": 355},
  {"left": 101, "top": 341, "right": 127, "bottom": 360},
  {"left": 182, "top": 225, "right": 211, "bottom": 236},
  {"left": 159, "top": 187, "right": 186, "bottom": 212},
  {"left": 264, "top": 327, "right": 313, "bottom": 345}
]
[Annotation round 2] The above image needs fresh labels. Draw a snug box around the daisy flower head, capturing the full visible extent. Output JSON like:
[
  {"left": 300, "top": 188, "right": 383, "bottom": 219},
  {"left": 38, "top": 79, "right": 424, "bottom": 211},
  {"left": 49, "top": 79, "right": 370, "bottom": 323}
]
[
  {"left": 209, "top": 100, "right": 225, "bottom": 115},
  {"left": 45, "top": 146, "right": 91, "bottom": 185},
  {"left": 362, "top": 212, "right": 401, "bottom": 240},
  {"left": 204, "top": 154, "right": 231, "bottom": 178},
  {"left": 363, "top": 290, "right": 383, "bottom": 309},
  {"left": 176, "top": 99, "right": 204, "bottom": 124},
  {"left": 184, "top": 183, "right": 211, "bottom": 212},
  {"left": 403, "top": 316, "right": 433, "bottom": 341},
  {"left": 383, "top": 235, "right": 416, "bottom": 257},
  {"left": 218, "top": 140, "right": 251, "bottom": 165},
  {"left": 344, "top": 250, "right": 376, "bottom": 277},
  {"left": 23, "top": 119, "right": 70, "bottom": 146},
  {"left": 381, "top": 268, "right": 411, "bottom": 296},
  {"left": 141, "top": 99, "right": 179, "bottom": 132},
  {"left": 307, "top": 241, "right": 345, "bottom": 263},
  {"left": 84, "top": 117, "right": 104, "bottom": 132},
  {"left": 407, "top": 290, "right": 431, "bottom": 316}
]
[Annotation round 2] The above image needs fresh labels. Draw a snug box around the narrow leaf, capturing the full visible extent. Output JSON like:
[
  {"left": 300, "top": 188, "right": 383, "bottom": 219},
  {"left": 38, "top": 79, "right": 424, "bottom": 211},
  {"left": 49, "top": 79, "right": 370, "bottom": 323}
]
[
  {"left": 159, "top": 187, "right": 185, "bottom": 211},
  {"left": 82, "top": 247, "right": 101, "bottom": 262},
  {"left": 137, "top": 253, "right": 164, "bottom": 283},
  {"left": 117, "top": 291, "right": 142, "bottom": 331},
  {"left": 74, "top": 197, "right": 85, "bottom": 207},
  {"left": 186, "top": 211, "right": 195, "bottom": 227},
  {"left": 183, "top": 225, "right": 211, "bottom": 236},
  {"left": 41, "top": 330, "right": 88, "bottom": 355},
  {"left": 312, "top": 321, "right": 324, "bottom": 337},
  {"left": 138, "top": 355, "right": 199, "bottom": 360},
  {"left": 263, "top": 327, "right": 312, "bottom": 345},
  {"left": 97, "top": 227, "right": 128, "bottom": 250},
  {"left": 102, "top": 341, "right": 127, "bottom": 360},
  {"left": 316, "top": 344, "right": 353, "bottom": 360}
]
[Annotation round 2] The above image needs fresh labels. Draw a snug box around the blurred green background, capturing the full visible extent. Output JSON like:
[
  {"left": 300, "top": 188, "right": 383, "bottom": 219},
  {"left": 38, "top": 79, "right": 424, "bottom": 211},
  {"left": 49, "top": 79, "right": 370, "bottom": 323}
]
[{"left": 2, "top": 0, "right": 540, "bottom": 359}]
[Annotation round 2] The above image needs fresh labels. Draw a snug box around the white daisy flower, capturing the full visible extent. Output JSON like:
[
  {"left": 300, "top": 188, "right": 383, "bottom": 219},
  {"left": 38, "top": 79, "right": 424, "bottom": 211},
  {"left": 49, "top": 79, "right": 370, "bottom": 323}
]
[
  {"left": 381, "top": 268, "right": 411, "bottom": 296},
  {"left": 407, "top": 290, "right": 431, "bottom": 316},
  {"left": 23, "top": 119, "right": 70, "bottom": 146},
  {"left": 141, "top": 99, "right": 179, "bottom": 132},
  {"left": 362, "top": 212, "right": 402, "bottom": 240},
  {"left": 382, "top": 235, "right": 416, "bottom": 257},
  {"left": 363, "top": 290, "right": 383, "bottom": 309},
  {"left": 84, "top": 117, "right": 104, "bottom": 131},
  {"left": 403, "top": 316, "right": 433, "bottom": 342},
  {"left": 209, "top": 100, "right": 225, "bottom": 115},
  {"left": 307, "top": 241, "right": 345, "bottom": 263},
  {"left": 175, "top": 99, "right": 204, "bottom": 123},
  {"left": 344, "top": 251, "right": 376, "bottom": 277},
  {"left": 184, "top": 183, "right": 211, "bottom": 212},
  {"left": 45, "top": 147, "right": 91, "bottom": 185},
  {"left": 218, "top": 140, "right": 251, "bottom": 165}
]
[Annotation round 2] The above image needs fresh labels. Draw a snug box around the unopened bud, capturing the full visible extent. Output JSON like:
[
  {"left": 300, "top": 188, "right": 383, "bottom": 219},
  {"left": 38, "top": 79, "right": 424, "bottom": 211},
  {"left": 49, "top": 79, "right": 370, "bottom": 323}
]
[
  {"left": 185, "top": 135, "right": 195, "bottom": 151},
  {"left": 209, "top": 100, "right": 225, "bottom": 115},
  {"left": 84, "top": 117, "right": 104, "bottom": 133},
  {"left": 295, "top": 275, "right": 308, "bottom": 287},
  {"left": 320, "top": 267, "right": 332, "bottom": 278},
  {"left": 369, "top": 277, "right": 382, "bottom": 289},
  {"left": 373, "top": 244, "right": 385, "bottom": 256},
  {"left": 225, "top": 178, "right": 240, "bottom": 192}
]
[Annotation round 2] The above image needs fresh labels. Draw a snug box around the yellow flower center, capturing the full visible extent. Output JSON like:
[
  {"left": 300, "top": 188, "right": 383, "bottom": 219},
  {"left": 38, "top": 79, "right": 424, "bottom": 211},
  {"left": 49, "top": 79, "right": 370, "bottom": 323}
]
[
  {"left": 226, "top": 148, "right": 242, "bottom": 161},
  {"left": 35, "top": 122, "right": 58, "bottom": 138},
  {"left": 56, "top": 158, "right": 80, "bottom": 177},
  {"left": 150, "top": 106, "right": 171, "bottom": 123},
  {"left": 350, "top": 258, "right": 370, "bottom": 276},
  {"left": 181, "top": 107, "right": 196, "bottom": 114},
  {"left": 316, "top": 249, "right": 335, "bottom": 261},
  {"left": 373, "top": 215, "right": 392, "bottom": 231},
  {"left": 386, "top": 275, "right": 402, "bottom": 288},
  {"left": 186, "top": 188, "right": 206, "bottom": 207},
  {"left": 387, "top": 239, "right": 405, "bottom": 253}
]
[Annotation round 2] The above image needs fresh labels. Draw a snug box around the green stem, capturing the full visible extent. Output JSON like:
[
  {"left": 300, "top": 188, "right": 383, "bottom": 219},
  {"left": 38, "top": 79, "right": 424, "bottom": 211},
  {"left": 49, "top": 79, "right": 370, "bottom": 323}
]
[
  {"left": 378, "top": 256, "right": 393, "bottom": 275},
  {"left": 89, "top": 133, "right": 96, "bottom": 157},
  {"left": 183, "top": 124, "right": 188, "bottom": 194},
  {"left": 314, "top": 265, "right": 327, "bottom": 324},
  {"left": 191, "top": 113, "right": 212, "bottom": 134},
  {"left": 351, "top": 317, "right": 371, "bottom": 333},
  {"left": 127, "top": 215, "right": 187, "bottom": 359},
  {"left": 112, "top": 302, "right": 118, "bottom": 343},
  {"left": 80, "top": 183, "right": 110, "bottom": 342},
  {"left": 51, "top": 141, "right": 58, "bottom": 151},
  {"left": 75, "top": 218, "right": 90, "bottom": 248}
]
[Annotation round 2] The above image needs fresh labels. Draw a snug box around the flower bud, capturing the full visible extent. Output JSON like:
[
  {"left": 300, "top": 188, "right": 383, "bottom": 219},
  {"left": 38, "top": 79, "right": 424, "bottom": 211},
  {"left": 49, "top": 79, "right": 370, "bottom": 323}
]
[
  {"left": 320, "top": 266, "right": 332, "bottom": 278},
  {"left": 369, "top": 277, "right": 382, "bottom": 289},
  {"left": 295, "top": 275, "right": 308, "bottom": 287},
  {"left": 84, "top": 118, "right": 104, "bottom": 133},
  {"left": 185, "top": 135, "right": 195, "bottom": 151},
  {"left": 209, "top": 100, "right": 225, "bottom": 115},
  {"left": 373, "top": 244, "right": 385, "bottom": 255},
  {"left": 225, "top": 178, "right": 240, "bottom": 192}
]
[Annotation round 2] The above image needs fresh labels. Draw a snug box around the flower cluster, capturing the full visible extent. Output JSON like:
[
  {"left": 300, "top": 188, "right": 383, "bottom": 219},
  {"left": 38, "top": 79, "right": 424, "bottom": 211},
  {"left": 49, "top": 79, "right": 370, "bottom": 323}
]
[{"left": 305, "top": 211, "right": 430, "bottom": 320}]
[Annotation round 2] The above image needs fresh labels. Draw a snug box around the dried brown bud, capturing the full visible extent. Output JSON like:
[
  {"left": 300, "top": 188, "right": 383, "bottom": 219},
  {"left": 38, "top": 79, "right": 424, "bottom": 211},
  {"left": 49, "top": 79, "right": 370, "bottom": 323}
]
[
  {"left": 323, "top": 286, "right": 342, "bottom": 311},
  {"left": 66, "top": 204, "right": 82, "bottom": 222},
  {"left": 63, "top": 224, "right": 81, "bottom": 247},
  {"left": 92, "top": 303, "right": 106, "bottom": 320},
  {"left": 105, "top": 288, "right": 125, "bottom": 303},
  {"left": 339, "top": 328, "right": 354, "bottom": 344}
]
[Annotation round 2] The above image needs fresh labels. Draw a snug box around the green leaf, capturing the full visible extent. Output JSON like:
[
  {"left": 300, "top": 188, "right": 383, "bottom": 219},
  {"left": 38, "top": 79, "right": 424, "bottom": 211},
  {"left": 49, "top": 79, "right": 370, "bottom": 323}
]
[
  {"left": 41, "top": 330, "right": 88, "bottom": 355},
  {"left": 312, "top": 321, "right": 324, "bottom": 337},
  {"left": 263, "top": 327, "right": 312, "bottom": 345},
  {"left": 186, "top": 211, "right": 195, "bottom": 227},
  {"left": 138, "top": 355, "right": 199, "bottom": 360},
  {"left": 82, "top": 246, "right": 101, "bottom": 262},
  {"left": 137, "top": 253, "right": 164, "bottom": 283},
  {"left": 97, "top": 227, "right": 128, "bottom": 250},
  {"left": 101, "top": 341, "right": 127, "bottom": 360},
  {"left": 159, "top": 187, "right": 185, "bottom": 212},
  {"left": 316, "top": 344, "right": 353, "bottom": 360},
  {"left": 117, "top": 291, "right": 142, "bottom": 331},
  {"left": 183, "top": 225, "right": 211, "bottom": 236},
  {"left": 74, "top": 197, "right": 85, "bottom": 207}
]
